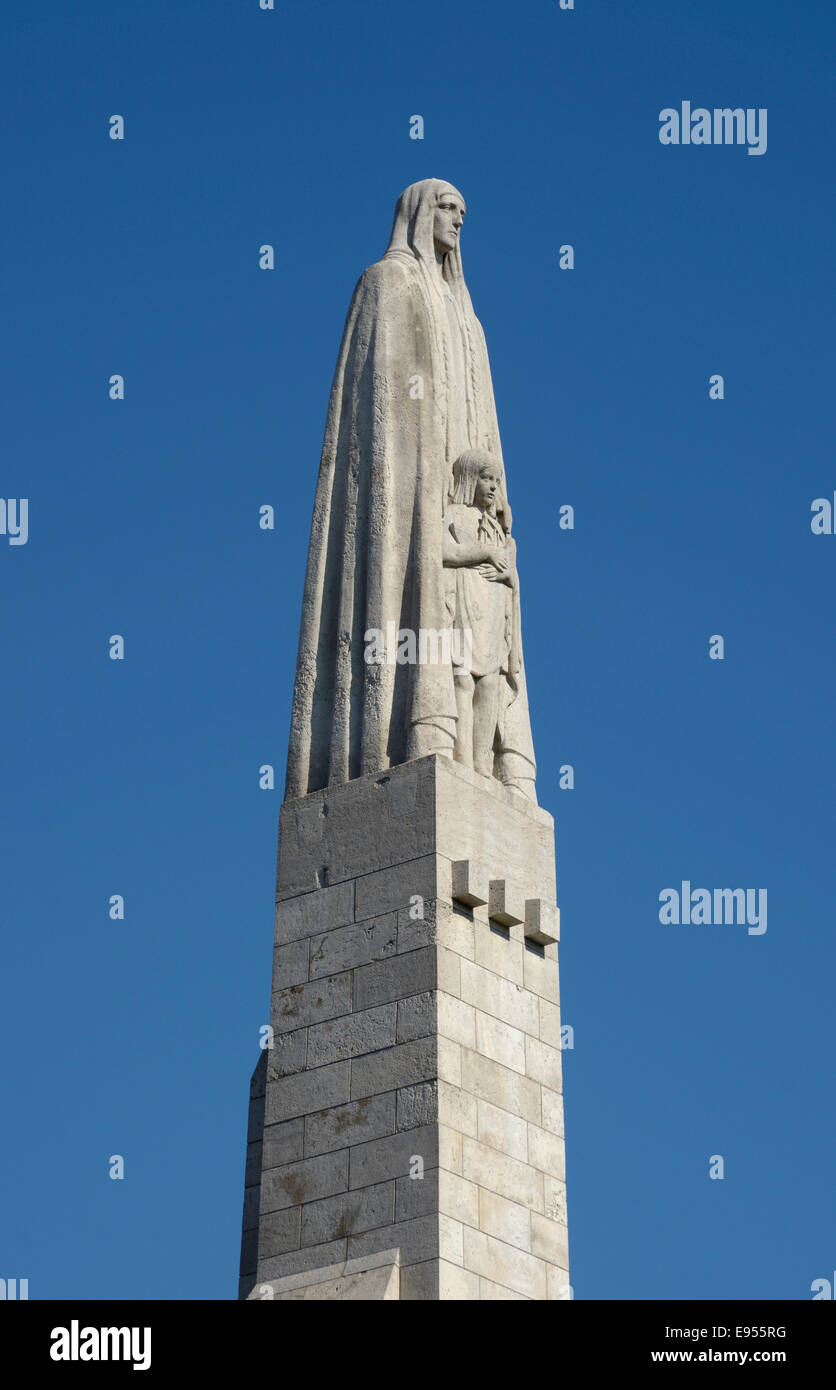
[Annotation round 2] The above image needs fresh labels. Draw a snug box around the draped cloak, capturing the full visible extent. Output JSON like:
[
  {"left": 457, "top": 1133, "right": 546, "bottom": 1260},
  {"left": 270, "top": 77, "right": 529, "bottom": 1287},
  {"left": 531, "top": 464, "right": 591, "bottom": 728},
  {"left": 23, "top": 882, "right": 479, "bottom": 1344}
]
[{"left": 285, "top": 179, "right": 537, "bottom": 801}]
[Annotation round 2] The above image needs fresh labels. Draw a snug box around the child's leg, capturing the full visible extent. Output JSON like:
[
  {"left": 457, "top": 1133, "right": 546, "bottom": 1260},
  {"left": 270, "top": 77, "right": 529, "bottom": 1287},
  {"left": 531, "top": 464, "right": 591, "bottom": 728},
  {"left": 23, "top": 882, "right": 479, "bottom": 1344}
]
[
  {"left": 453, "top": 672, "right": 475, "bottom": 768},
  {"left": 472, "top": 670, "right": 501, "bottom": 777}
]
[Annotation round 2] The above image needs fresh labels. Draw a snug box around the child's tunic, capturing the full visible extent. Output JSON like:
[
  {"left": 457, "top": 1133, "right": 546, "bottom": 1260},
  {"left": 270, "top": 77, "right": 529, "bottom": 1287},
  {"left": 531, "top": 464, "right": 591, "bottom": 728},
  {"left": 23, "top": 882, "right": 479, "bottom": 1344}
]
[{"left": 444, "top": 504, "right": 513, "bottom": 678}]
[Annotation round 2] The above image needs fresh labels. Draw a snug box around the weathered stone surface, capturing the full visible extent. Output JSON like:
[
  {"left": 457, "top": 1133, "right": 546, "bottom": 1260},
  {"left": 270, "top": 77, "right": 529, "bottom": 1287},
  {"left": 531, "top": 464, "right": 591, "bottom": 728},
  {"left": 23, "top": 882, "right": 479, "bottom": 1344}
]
[
  {"left": 349, "top": 1124, "right": 438, "bottom": 1189},
  {"left": 354, "top": 948, "right": 435, "bottom": 1010},
  {"left": 262, "top": 1118, "right": 305, "bottom": 1171},
  {"left": 396, "top": 991, "right": 435, "bottom": 1043},
  {"left": 301, "top": 1182, "right": 395, "bottom": 1246},
  {"left": 527, "top": 1123, "right": 566, "bottom": 1182},
  {"left": 475, "top": 1010, "right": 526, "bottom": 1074},
  {"left": 265, "top": 1060, "right": 350, "bottom": 1125},
  {"left": 461, "top": 1138, "right": 544, "bottom": 1213},
  {"left": 459, "top": 959, "right": 540, "bottom": 1035},
  {"left": 396, "top": 1080, "right": 438, "bottom": 1131},
  {"left": 463, "top": 1228, "right": 547, "bottom": 1300},
  {"left": 531, "top": 1211, "right": 569, "bottom": 1266},
  {"left": 274, "top": 881, "right": 354, "bottom": 940},
  {"left": 476, "top": 1097, "right": 528, "bottom": 1162},
  {"left": 306, "top": 1003, "right": 396, "bottom": 1067},
  {"left": 350, "top": 1037, "right": 436, "bottom": 1099},
  {"left": 261, "top": 1151, "right": 348, "bottom": 1215},
  {"left": 257, "top": 1207, "right": 302, "bottom": 1261},
  {"left": 304, "top": 1093, "right": 396, "bottom": 1158},
  {"left": 249, "top": 1249, "right": 400, "bottom": 1300},
  {"left": 264, "top": 1027, "right": 307, "bottom": 1080},
  {"left": 479, "top": 1189, "right": 531, "bottom": 1251},
  {"left": 272, "top": 972, "right": 352, "bottom": 1035},
  {"left": 460, "top": 1048, "right": 540, "bottom": 1124},
  {"left": 309, "top": 912, "right": 397, "bottom": 979}
]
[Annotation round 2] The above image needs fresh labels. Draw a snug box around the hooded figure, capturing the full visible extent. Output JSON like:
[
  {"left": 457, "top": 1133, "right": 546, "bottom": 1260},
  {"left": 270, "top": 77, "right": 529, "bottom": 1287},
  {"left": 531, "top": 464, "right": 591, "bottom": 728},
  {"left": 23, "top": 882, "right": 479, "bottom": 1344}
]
[{"left": 285, "top": 178, "right": 537, "bottom": 802}]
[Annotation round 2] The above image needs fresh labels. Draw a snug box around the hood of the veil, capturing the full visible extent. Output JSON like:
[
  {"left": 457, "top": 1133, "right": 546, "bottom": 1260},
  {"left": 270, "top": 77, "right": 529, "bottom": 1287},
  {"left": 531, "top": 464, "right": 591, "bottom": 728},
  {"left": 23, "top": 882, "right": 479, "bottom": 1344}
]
[{"left": 383, "top": 178, "right": 467, "bottom": 288}]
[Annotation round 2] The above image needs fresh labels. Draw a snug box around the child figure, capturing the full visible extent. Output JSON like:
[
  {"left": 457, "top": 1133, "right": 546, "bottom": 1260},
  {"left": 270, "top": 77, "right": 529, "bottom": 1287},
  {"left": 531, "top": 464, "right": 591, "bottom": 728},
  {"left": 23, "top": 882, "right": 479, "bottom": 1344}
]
[{"left": 442, "top": 449, "right": 522, "bottom": 779}]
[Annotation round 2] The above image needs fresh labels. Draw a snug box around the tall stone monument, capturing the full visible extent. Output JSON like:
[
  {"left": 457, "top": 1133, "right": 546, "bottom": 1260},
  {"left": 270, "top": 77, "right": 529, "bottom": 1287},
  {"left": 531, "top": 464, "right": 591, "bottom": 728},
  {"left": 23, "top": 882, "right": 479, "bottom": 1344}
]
[{"left": 238, "top": 180, "right": 568, "bottom": 1301}]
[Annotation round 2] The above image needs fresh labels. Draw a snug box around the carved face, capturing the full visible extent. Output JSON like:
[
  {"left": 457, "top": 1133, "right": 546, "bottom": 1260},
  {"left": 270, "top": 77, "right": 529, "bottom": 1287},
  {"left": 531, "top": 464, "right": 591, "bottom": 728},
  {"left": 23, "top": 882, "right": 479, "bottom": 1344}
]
[
  {"left": 433, "top": 190, "right": 465, "bottom": 255},
  {"left": 474, "top": 466, "right": 502, "bottom": 514}
]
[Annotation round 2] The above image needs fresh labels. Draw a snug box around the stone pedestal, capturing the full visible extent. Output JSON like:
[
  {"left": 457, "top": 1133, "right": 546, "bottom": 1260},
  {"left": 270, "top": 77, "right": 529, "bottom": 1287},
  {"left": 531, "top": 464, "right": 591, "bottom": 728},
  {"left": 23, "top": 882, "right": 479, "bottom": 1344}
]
[{"left": 238, "top": 754, "right": 568, "bottom": 1301}]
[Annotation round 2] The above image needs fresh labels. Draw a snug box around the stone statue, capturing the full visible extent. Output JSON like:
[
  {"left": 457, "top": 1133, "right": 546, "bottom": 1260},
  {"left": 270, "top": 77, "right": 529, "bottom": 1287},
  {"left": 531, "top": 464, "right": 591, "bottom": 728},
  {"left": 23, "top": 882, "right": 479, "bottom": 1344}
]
[
  {"left": 285, "top": 178, "right": 537, "bottom": 803},
  {"left": 442, "top": 449, "right": 523, "bottom": 779}
]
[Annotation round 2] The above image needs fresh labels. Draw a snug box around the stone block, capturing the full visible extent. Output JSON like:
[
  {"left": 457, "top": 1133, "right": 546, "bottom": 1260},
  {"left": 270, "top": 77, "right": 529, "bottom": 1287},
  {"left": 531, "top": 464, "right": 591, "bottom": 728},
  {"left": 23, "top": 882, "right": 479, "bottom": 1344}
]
[
  {"left": 304, "top": 1092, "right": 396, "bottom": 1158},
  {"left": 348, "top": 1215, "right": 437, "bottom": 1267},
  {"left": 397, "top": 900, "right": 476, "bottom": 960},
  {"left": 257, "top": 1207, "right": 302, "bottom": 1261},
  {"left": 439, "top": 1262, "right": 480, "bottom": 1300},
  {"left": 524, "top": 899, "right": 559, "bottom": 945},
  {"left": 437, "top": 1079, "right": 478, "bottom": 1138},
  {"left": 349, "top": 1123, "right": 438, "bottom": 1188},
  {"left": 395, "top": 1167, "right": 439, "bottom": 1221},
  {"left": 479, "top": 1189, "right": 531, "bottom": 1251},
  {"left": 271, "top": 937, "right": 310, "bottom": 991},
  {"left": 438, "top": 1169, "right": 479, "bottom": 1229},
  {"left": 351, "top": 1037, "right": 436, "bottom": 1100},
  {"left": 438, "top": 992, "right": 476, "bottom": 1049},
  {"left": 272, "top": 972, "right": 352, "bottom": 1035},
  {"left": 541, "top": 1088, "right": 564, "bottom": 1139},
  {"left": 265, "top": 1028, "right": 308, "bottom": 1080},
  {"left": 543, "top": 1177, "right": 568, "bottom": 1225},
  {"left": 265, "top": 1060, "right": 350, "bottom": 1125},
  {"left": 525, "top": 1035, "right": 563, "bottom": 1092},
  {"left": 439, "top": 1214, "right": 464, "bottom": 1266},
  {"left": 462, "top": 1227, "right": 547, "bottom": 1301},
  {"left": 355, "top": 856, "right": 439, "bottom": 920},
  {"left": 546, "top": 1264, "right": 572, "bottom": 1300},
  {"left": 488, "top": 879, "right": 525, "bottom": 926},
  {"left": 475, "top": 1011, "right": 526, "bottom": 1074},
  {"left": 474, "top": 923, "right": 524, "bottom": 985},
  {"left": 396, "top": 1080, "right": 438, "bottom": 1131},
  {"left": 476, "top": 1097, "right": 528, "bottom": 1162},
  {"left": 274, "top": 881, "right": 354, "bottom": 943},
  {"left": 306, "top": 1004, "right": 396, "bottom": 1067},
  {"left": 451, "top": 859, "right": 489, "bottom": 907},
  {"left": 523, "top": 943, "right": 560, "bottom": 1002},
  {"left": 301, "top": 1182, "right": 395, "bottom": 1246},
  {"left": 461, "top": 1137, "right": 544, "bottom": 1213},
  {"left": 309, "top": 912, "right": 397, "bottom": 978},
  {"left": 261, "top": 1150, "right": 348, "bottom": 1215},
  {"left": 459, "top": 959, "right": 539, "bottom": 1036},
  {"left": 439, "top": 1124, "right": 463, "bottom": 1174},
  {"left": 460, "top": 1048, "right": 540, "bottom": 1125},
  {"left": 538, "top": 999, "right": 562, "bottom": 1049},
  {"left": 262, "top": 1117, "right": 305, "bottom": 1170},
  {"left": 479, "top": 1277, "right": 529, "bottom": 1300},
  {"left": 354, "top": 949, "right": 435, "bottom": 1010},
  {"left": 396, "top": 992, "right": 435, "bottom": 1043},
  {"left": 437, "top": 1036, "right": 461, "bottom": 1086},
  {"left": 527, "top": 1123, "right": 566, "bottom": 1182},
  {"left": 258, "top": 1237, "right": 348, "bottom": 1285},
  {"left": 530, "top": 1212, "right": 569, "bottom": 1266}
]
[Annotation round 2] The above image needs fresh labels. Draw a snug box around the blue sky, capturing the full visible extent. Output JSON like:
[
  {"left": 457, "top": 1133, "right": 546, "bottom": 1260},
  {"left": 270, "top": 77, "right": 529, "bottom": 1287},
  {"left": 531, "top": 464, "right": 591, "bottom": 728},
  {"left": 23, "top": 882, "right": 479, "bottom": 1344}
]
[{"left": 2, "top": 0, "right": 834, "bottom": 1299}]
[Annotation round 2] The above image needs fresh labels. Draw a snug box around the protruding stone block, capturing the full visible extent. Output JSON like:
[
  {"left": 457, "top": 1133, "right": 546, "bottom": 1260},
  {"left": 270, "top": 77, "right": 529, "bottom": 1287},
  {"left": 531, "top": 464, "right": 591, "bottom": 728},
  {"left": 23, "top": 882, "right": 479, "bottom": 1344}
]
[
  {"left": 524, "top": 898, "right": 560, "bottom": 945},
  {"left": 488, "top": 878, "right": 525, "bottom": 926},
  {"left": 451, "top": 859, "right": 489, "bottom": 907}
]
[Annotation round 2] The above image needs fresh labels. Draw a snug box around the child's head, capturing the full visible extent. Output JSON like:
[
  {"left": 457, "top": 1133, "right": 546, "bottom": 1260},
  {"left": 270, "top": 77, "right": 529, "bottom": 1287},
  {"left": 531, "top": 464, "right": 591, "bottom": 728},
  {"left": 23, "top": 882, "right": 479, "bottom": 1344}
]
[{"left": 449, "top": 449, "right": 504, "bottom": 514}]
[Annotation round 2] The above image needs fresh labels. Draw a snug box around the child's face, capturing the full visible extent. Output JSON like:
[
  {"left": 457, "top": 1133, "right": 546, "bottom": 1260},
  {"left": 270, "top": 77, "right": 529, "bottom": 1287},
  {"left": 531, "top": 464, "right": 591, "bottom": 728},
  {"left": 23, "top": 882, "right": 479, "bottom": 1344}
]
[{"left": 474, "top": 467, "right": 502, "bottom": 513}]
